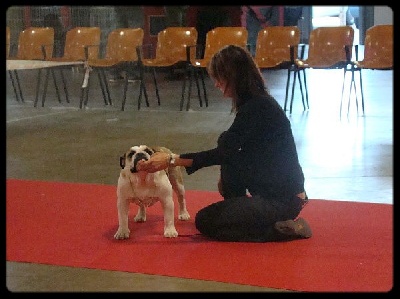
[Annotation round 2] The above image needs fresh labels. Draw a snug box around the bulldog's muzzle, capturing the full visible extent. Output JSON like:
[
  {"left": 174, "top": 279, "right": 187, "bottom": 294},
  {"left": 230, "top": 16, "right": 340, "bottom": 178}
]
[{"left": 131, "top": 152, "right": 149, "bottom": 173}]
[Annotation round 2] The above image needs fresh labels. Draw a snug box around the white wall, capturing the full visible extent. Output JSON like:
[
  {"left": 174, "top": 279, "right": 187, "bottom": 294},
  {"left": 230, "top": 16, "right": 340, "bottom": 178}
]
[{"left": 374, "top": 6, "right": 393, "bottom": 25}]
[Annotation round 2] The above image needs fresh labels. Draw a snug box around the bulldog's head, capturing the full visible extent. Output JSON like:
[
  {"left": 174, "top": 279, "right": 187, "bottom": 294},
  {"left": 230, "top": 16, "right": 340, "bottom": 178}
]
[{"left": 120, "top": 145, "right": 155, "bottom": 173}]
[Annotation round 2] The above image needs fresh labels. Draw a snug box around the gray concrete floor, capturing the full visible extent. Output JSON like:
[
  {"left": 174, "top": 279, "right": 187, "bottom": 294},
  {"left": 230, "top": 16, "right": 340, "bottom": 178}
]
[{"left": 6, "top": 66, "right": 393, "bottom": 292}]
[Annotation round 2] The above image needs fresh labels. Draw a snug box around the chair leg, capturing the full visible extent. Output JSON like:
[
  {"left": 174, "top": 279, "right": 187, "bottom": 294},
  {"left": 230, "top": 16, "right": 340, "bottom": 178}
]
[
  {"left": 137, "top": 81, "right": 143, "bottom": 110},
  {"left": 186, "top": 68, "right": 193, "bottom": 111},
  {"left": 136, "top": 70, "right": 150, "bottom": 110},
  {"left": 101, "top": 70, "right": 112, "bottom": 105},
  {"left": 79, "top": 87, "right": 85, "bottom": 109},
  {"left": 50, "top": 69, "right": 62, "bottom": 103},
  {"left": 287, "top": 67, "right": 308, "bottom": 114},
  {"left": 301, "top": 69, "right": 309, "bottom": 109},
  {"left": 13, "top": 70, "right": 25, "bottom": 102},
  {"left": 284, "top": 68, "right": 293, "bottom": 111},
  {"left": 97, "top": 70, "right": 111, "bottom": 106},
  {"left": 289, "top": 69, "right": 298, "bottom": 114},
  {"left": 341, "top": 65, "right": 361, "bottom": 117},
  {"left": 181, "top": 64, "right": 202, "bottom": 109},
  {"left": 340, "top": 68, "right": 348, "bottom": 118},
  {"left": 199, "top": 68, "right": 208, "bottom": 107},
  {"left": 138, "top": 67, "right": 150, "bottom": 109},
  {"left": 34, "top": 69, "right": 42, "bottom": 107},
  {"left": 9, "top": 70, "right": 23, "bottom": 102},
  {"left": 138, "top": 80, "right": 149, "bottom": 110},
  {"left": 297, "top": 70, "right": 306, "bottom": 111},
  {"left": 59, "top": 69, "right": 69, "bottom": 103},
  {"left": 150, "top": 67, "right": 160, "bottom": 106},
  {"left": 41, "top": 68, "right": 51, "bottom": 107},
  {"left": 193, "top": 67, "right": 203, "bottom": 107},
  {"left": 180, "top": 65, "right": 190, "bottom": 111},
  {"left": 83, "top": 70, "right": 93, "bottom": 108},
  {"left": 79, "top": 69, "right": 90, "bottom": 109},
  {"left": 358, "top": 69, "right": 365, "bottom": 115},
  {"left": 121, "top": 75, "right": 129, "bottom": 110},
  {"left": 349, "top": 68, "right": 359, "bottom": 115}
]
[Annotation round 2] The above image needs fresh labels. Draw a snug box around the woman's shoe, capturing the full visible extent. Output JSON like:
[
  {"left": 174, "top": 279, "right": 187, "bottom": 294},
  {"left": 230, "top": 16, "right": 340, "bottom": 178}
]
[{"left": 274, "top": 217, "right": 312, "bottom": 239}]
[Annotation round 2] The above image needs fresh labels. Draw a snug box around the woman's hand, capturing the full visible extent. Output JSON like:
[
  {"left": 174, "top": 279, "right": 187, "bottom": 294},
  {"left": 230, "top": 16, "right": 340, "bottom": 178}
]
[{"left": 136, "top": 152, "right": 170, "bottom": 173}]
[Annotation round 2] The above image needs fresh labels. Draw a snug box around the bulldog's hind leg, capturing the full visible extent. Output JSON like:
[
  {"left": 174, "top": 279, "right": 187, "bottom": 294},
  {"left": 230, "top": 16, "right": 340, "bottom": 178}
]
[
  {"left": 134, "top": 206, "right": 146, "bottom": 222},
  {"left": 168, "top": 166, "right": 190, "bottom": 221}
]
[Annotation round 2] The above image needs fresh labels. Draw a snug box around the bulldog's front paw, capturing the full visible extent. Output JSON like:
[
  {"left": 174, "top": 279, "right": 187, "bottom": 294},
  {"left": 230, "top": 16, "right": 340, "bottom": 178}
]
[
  {"left": 114, "top": 227, "right": 130, "bottom": 239},
  {"left": 178, "top": 210, "right": 190, "bottom": 221},
  {"left": 134, "top": 214, "right": 146, "bottom": 222},
  {"left": 164, "top": 226, "right": 178, "bottom": 238}
]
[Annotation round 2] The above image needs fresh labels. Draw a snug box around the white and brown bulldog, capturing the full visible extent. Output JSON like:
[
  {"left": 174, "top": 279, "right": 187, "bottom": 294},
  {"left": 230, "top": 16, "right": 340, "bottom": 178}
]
[{"left": 114, "top": 145, "right": 190, "bottom": 239}]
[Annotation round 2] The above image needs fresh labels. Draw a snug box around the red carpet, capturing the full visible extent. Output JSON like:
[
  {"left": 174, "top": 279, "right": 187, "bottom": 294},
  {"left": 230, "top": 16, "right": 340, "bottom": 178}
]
[{"left": 6, "top": 179, "right": 393, "bottom": 292}]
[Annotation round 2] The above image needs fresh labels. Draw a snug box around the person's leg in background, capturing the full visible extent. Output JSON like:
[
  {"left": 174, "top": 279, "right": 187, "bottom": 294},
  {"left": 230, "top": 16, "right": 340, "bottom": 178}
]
[
  {"left": 110, "top": 6, "right": 144, "bottom": 82},
  {"left": 242, "top": 6, "right": 280, "bottom": 56},
  {"left": 242, "top": 7, "right": 262, "bottom": 56},
  {"left": 163, "top": 6, "right": 189, "bottom": 80}
]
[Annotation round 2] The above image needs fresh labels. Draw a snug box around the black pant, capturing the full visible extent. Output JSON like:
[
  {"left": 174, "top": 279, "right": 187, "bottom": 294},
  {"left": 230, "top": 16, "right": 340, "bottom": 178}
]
[
  {"left": 195, "top": 194, "right": 303, "bottom": 242},
  {"left": 195, "top": 164, "right": 303, "bottom": 242}
]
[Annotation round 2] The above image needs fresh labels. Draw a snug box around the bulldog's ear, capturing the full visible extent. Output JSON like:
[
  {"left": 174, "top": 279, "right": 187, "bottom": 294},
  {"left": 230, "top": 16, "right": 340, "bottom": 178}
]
[{"left": 120, "top": 154, "right": 126, "bottom": 169}]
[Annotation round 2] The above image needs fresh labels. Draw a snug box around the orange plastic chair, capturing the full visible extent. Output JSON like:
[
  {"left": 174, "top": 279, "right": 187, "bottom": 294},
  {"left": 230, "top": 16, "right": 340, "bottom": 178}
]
[
  {"left": 140, "top": 27, "right": 198, "bottom": 110},
  {"left": 186, "top": 27, "right": 248, "bottom": 111},
  {"left": 290, "top": 26, "right": 354, "bottom": 114},
  {"left": 44, "top": 27, "right": 101, "bottom": 108},
  {"left": 82, "top": 28, "right": 144, "bottom": 110},
  {"left": 253, "top": 26, "right": 306, "bottom": 112},
  {"left": 7, "top": 27, "right": 56, "bottom": 105},
  {"left": 341, "top": 24, "right": 393, "bottom": 116},
  {"left": 15, "top": 27, "right": 54, "bottom": 60}
]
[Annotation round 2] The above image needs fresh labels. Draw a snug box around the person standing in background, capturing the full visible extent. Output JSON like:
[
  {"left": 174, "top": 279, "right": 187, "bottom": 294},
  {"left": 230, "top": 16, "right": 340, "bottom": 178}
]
[
  {"left": 196, "top": 6, "right": 230, "bottom": 58},
  {"left": 110, "top": 6, "right": 144, "bottom": 82},
  {"left": 241, "top": 6, "right": 279, "bottom": 56},
  {"left": 164, "top": 6, "right": 188, "bottom": 27},
  {"left": 163, "top": 6, "right": 189, "bottom": 80},
  {"left": 114, "top": 5, "right": 144, "bottom": 29},
  {"left": 43, "top": 13, "right": 67, "bottom": 58},
  {"left": 283, "top": 6, "right": 303, "bottom": 26}
]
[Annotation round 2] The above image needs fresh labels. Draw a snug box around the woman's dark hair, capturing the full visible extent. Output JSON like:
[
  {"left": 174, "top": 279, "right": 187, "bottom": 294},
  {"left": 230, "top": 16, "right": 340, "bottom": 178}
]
[{"left": 207, "top": 45, "right": 269, "bottom": 112}]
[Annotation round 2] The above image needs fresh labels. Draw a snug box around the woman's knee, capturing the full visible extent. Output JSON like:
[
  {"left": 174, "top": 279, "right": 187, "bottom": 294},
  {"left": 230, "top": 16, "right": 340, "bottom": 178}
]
[{"left": 194, "top": 207, "right": 214, "bottom": 235}]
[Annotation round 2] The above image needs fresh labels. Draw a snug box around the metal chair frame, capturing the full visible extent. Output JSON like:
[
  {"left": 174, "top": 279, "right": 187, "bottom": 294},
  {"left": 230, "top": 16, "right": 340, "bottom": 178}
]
[
  {"left": 44, "top": 27, "right": 101, "bottom": 108},
  {"left": 82, "top": 28, "right": 146, "bottom": 110},
  {"left": 185, "top": 27, "right": 248, "bottom": 111},
  {"left": 253, "top": 26, "right": 308, "bottom": 113},
  {"left": 341, "top": 24, "right": 393, "bottom": 117},
  {"left": 290, "top": 26, "right": 354, "bottom": 114},
  {"left": 139, "top": 27, "right": 198, "bottom": 110}
]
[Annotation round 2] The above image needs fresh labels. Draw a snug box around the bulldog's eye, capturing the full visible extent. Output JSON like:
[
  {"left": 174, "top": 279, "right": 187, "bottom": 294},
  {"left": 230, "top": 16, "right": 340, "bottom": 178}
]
[
  {"left": 144, "top": 148, "right": 154, "bottom": 156},
  {"left": 127, "top": 151, "right": 135, "bottom": 158}
]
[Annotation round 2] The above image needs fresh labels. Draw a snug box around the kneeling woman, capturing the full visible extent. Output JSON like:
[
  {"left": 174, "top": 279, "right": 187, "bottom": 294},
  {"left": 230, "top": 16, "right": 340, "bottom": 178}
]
[{"left": 137, "top": 45, "right": 311, "bottom": 242}]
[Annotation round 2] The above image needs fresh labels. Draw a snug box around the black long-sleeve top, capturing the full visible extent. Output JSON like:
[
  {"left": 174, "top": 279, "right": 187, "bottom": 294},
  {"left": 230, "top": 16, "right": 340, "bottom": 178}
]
[{"left": 180, "top": 94, "right": 305, "bottom": 201}]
